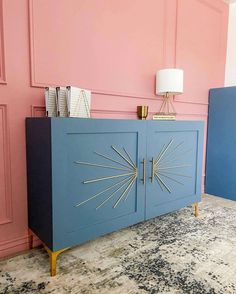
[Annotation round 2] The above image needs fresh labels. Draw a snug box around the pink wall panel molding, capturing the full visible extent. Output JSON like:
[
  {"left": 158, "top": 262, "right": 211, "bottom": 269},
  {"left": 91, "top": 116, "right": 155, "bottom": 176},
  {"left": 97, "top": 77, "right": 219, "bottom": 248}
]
[
  {"left": 175, "top": 0, "right": 228, "bottom": 105},
  {"left": 0, "top": 0, "right": 6, "bottom": 84},
  {"left": 31, "top": 105, "right": 46, "bottom": 117},
  {"left": 28, "top": 0, "right": 168, "bottom": 100},
  {"left": 0, "top": 104, "right": 12, "bottom": 225},
  {"left": 0, "top": 234, "right": 40, "bottom": 258}
]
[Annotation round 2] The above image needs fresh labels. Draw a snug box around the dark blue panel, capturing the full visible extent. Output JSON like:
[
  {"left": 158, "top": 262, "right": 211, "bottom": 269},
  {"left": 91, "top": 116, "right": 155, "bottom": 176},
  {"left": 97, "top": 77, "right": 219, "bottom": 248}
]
[
  {"left": 26, "top": 118, "right": 53, "bottom": 249},
  {"left": 51, "top": 118, "right": 146, "bottom": 251},
  {"left": 206, "top": 86, "right": 236, "bottom": 200},
  {"left": 146, "top": 121, "right": 204, "bottom": 219}
]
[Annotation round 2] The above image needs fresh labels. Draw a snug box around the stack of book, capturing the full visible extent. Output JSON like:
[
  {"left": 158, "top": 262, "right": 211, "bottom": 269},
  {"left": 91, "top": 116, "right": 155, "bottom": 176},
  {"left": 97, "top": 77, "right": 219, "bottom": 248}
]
[
  {"left": 45, "top": 86, "right": 91, "bottom": 118},
  {"left": 152, "top": 114, "right": 176, "bottom": 120}
]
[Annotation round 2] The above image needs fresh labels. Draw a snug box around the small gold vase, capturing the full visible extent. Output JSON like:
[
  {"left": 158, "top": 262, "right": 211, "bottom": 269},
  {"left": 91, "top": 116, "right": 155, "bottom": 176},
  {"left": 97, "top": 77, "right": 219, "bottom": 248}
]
[{"left": 137, "top": 106, "right": 148, "bottom": 120}]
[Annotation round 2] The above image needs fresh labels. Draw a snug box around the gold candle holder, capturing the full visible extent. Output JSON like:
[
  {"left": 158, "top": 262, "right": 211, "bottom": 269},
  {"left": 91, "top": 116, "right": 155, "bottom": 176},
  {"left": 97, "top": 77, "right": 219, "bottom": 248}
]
[{"left": 137, "top": 106, "right": 148, "bottom": 120}]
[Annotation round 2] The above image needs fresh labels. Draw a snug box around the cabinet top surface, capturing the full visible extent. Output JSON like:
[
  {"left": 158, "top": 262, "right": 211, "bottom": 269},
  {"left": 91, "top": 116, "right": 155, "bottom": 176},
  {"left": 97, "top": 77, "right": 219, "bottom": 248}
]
[{"left": 26, "top": 117, "right": 204, "bottom": 124}]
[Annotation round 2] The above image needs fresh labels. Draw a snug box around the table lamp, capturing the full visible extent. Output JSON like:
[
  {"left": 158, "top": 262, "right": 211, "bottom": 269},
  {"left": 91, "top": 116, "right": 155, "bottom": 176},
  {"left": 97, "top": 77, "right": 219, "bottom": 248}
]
[{"left": 155, "top": 68, "right": 184, "bottom": 119}]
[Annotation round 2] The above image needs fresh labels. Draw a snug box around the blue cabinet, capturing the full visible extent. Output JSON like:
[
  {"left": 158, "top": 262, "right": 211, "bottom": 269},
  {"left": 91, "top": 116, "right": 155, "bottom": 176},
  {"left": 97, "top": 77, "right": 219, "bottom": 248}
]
[{"left": 26, "top": 118, "right": 203, "bottom": 275}]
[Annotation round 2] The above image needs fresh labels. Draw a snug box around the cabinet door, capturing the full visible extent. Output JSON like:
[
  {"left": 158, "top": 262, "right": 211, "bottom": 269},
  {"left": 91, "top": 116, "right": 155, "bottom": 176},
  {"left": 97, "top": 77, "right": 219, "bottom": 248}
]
[
  {"left": 51, "top": 119, "right": 146, "bottom": 251},
  {"left": 146, "top": 121, "right": 204, "bottom": 220}
]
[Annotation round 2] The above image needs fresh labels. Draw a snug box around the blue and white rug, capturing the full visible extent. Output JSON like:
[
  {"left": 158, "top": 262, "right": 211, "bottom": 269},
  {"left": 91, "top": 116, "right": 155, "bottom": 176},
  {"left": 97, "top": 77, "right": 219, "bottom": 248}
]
[{"left": 1, "top": 195, "right": 236, "bottom": 293}]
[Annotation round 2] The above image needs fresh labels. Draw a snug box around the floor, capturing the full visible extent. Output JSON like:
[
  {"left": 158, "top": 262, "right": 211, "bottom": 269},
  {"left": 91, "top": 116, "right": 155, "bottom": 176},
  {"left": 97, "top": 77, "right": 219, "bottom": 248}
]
[{"left": 1, "top": 195, "right": 236, "bottom": 294}]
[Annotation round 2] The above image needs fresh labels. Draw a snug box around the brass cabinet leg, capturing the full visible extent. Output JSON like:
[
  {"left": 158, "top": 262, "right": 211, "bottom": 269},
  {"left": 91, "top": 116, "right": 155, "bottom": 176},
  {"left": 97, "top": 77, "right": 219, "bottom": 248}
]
[
  {"left": 44, "top": 245, "right": 69, "bottom": 277},
  {"left": 49, "top": 251, "right": 58, "bottom": 277},
  {"left": 194, "top": 203, "right": 199, "bottom": 217}
]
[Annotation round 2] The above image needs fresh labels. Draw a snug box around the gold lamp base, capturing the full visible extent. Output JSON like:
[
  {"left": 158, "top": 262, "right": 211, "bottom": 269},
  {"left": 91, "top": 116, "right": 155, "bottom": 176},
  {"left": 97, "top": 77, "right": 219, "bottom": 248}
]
[{"left": 153, "top": 92, "right": 176, "bottom": 120}]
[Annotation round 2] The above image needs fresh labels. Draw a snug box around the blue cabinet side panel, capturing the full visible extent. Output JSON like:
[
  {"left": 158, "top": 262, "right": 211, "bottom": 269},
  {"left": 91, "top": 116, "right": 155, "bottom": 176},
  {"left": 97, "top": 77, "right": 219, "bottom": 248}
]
[
  {"left": 26, "top": 118, "right": 53, "bottom": 249},
  {"left": 206, "top": 86, "right": 236, "bottom": 200}
]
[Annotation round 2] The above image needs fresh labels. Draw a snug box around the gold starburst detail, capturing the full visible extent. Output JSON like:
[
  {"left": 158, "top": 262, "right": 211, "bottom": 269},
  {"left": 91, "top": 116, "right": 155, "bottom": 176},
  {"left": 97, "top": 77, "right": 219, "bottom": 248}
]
[
  {"left": 154, "top": 139, "right": 192, "bottom": 193},
  {"left": 74, "top": 146, "right": 137, "bottom": 209}
]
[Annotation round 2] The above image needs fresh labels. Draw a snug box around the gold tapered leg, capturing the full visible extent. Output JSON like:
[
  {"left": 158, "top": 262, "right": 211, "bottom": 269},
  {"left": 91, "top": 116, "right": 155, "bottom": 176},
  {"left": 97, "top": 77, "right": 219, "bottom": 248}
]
[
  {"left": 49, "top": 251, "right": 58, "bottom": 277},
  {"left": 44, "top": 245, "right": 69, "bottom": 277},
  {"left": 193, "top": 203, "right": 199, "bottom": 217}
]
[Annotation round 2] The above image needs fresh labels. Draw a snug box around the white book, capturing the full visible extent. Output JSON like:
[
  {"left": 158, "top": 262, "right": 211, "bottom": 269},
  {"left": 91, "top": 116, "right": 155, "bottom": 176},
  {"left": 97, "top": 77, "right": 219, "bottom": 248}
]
[
  {"left": 56, "top": 87, "right": 68, "bottom": 117},
  {"left": 45, "top": 87, "right": 57, "bottom": 117},
  {"left": 152, "top": 114, "right": 176, "bottom": 120},
  {"left": 66, "top": 86, "right": 91, "bottom": 118}
]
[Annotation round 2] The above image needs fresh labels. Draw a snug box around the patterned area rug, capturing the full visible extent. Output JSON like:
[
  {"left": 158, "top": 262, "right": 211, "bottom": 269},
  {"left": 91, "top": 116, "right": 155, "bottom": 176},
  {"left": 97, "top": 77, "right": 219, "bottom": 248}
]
[{"left": 1, "top": 195, "right": 236, "bottom": 294}]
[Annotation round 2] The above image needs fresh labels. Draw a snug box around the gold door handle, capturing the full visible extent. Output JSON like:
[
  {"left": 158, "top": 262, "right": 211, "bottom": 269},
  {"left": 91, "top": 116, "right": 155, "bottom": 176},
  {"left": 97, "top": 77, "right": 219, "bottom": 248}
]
[
  {"left": 141, "top": 159, "right": 146, "bottom": 185},
  {"left": 150, "top": 158, "right": 154, "bottom": 183}
]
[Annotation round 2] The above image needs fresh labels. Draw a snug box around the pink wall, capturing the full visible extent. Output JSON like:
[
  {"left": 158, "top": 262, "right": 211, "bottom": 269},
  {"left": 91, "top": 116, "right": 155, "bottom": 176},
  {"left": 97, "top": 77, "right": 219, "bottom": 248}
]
[{"left": 0, "top": 0, "right": 228, "bottom": 258}]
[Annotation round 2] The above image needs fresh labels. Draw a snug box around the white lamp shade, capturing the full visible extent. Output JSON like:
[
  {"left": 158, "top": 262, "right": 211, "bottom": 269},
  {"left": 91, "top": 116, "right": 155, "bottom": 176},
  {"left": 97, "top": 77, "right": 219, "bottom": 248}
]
[{"left": 156, "top": 68, "right": 184, "bottom": 95}]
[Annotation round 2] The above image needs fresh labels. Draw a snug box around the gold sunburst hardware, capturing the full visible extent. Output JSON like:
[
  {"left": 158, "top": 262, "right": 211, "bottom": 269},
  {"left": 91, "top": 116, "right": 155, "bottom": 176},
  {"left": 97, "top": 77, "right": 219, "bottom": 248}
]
[
  {"left": 75, "top": 146, "right": 137, "bottom": 209},
  {"left": 153, "top": 139, "right": 192, "bottom": 193}
]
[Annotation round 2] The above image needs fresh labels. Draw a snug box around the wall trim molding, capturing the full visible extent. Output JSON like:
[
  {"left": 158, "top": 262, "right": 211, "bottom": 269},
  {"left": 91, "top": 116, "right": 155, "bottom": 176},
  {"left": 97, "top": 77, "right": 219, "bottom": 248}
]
[
  {"left": 28, "top": 0, "right": 36, "bottom": 88},
  {"left": 30, "top": 85, "right": 208, "bottom": 105},
  {"left": 174, "top": 0, "right": 225, "bottom": 105},
  {"left": 28, "top": 0, "right": 212, "bottom": 106},
  {"left": 28, "top": 0, "right": 169, "bottom": 101},
  {"left": 31, "top": 105, "right": 208, "bottom": 118},
  {"left": 0, "top": 0, "right": 6, "bottom": 84},
  {"left": 197, "top": 0, "right": 226, "bottom": 14},
  {"left": 0, "top": 105, "right": 13, "bottom": 225},
  {"left": 31, "top": 90, "right": 208, "bottom": 106},
  {"left": 0, "top": 234, "right": 40, "bottom": 257},
  {"left": 93, "top": 91, "right": 208, "bottom": 105},
  {"left": 31, "top": 105, "right": 46, "bottom": 117}
]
